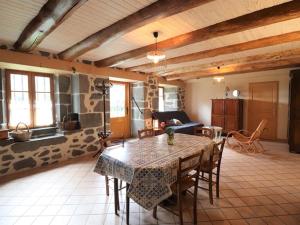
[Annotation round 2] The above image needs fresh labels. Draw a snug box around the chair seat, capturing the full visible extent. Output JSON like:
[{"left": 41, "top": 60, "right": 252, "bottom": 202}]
[
  {"left": 200, "top": 162, "right": 218, "bottom": 173},
  {"left": 171, "top": 175, "right": 195, "bottom": 193}
]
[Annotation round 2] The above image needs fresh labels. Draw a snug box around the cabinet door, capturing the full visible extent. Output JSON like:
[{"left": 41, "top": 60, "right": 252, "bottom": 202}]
[
  {"left": 212, "top": 99, "right": 224, "bottom": 115},
  {"left": 212, "top": 115, "right": 224, "bottom": 128},
  {"left": 225, "top": 115, "right": 238, "bottom": 132},
  {"left": 225, "top": 99, "right": 239, "bottom": 116}
]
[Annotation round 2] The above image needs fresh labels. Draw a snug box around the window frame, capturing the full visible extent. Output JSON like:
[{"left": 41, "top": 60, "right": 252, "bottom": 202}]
[
  {"left": 5, "top": 69, "right": 55, "bottom": 129},
  {"left": 158, "top": 86, "right": 165, "bottom": 112}
]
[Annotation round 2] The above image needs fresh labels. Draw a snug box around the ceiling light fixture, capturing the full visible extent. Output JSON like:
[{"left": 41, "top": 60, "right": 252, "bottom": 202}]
[
  {"left": 213, "top": 76, "right": 224, "bottom": 82},
  {"left": 147, "top": 31, "right": 166, "bottom": 64}
]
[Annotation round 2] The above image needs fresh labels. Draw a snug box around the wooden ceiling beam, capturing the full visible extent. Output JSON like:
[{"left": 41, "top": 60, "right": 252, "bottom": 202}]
[
  {"left": 58, "top": 0, "right": 213, "bottom": 60},
  {"left": 95, "top": 1, "right": 300, "bottom": 67},
  {"left": 14, "top": 0, "right": 87, "bottom": 52},
  {"left": 129, "top": 31, "right": 300, "bottom": 72},
  {"left": 0, "top": 49, "right": 184, "bottom": 86},
  {"left": 166, "top": 57, "right": 300, "bottom": 81},
  {"left": 160, "top": 48, "right": 300, "bottom": 76}
]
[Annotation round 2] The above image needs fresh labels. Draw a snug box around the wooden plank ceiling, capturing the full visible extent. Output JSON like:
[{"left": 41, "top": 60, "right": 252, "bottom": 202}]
[{"left": 0, "top": 0, "right": 300, "bottom": 81}]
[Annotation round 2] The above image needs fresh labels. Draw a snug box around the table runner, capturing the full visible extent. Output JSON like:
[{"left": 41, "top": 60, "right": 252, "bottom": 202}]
[{"left": 94, "top": 133, "right": 212, "bottom": 210}]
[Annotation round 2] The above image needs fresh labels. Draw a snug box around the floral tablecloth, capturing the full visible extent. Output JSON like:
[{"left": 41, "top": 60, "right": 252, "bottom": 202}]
[{"left": 94, "top": 133, "right": 213, "bottom": 210}]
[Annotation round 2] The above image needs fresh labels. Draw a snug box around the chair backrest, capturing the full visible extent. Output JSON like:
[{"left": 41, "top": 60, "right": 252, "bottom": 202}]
[
  {"left": 178, "top": 151, "right": 204, "bottom": 181},
  {"left": 194, "top": 127, "right": 213, "bottom": 139},
  {"left": 249, "top": 119, "right": 268, "bottom": 141},
  {"left": 138, "top": 128, "right": 154, "bottom": 139},
  {"left": 207, "top": 138, "right": 225, "bottom": 167}
]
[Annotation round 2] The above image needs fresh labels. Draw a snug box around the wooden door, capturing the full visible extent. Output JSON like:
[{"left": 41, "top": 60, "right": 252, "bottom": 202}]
[
  {"left": 248, "top": 81, "right": 278, "bottom": 140},
  {"left": 110, "top": 81, "right": 131, "bottom": 139},
  {"left": 289, "top": 70, "right": 300, "bottom": 153}
]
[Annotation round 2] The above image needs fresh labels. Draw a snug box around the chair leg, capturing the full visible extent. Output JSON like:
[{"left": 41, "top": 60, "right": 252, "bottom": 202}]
[
  {"left": 153, "top": 206, "right": 157, "bottom": 219},
  {"left": 105, "top": 176, "right": 109, "bottom": 196},
  {"left": 216, "top": 168, "right": 220, "bottom": 199},
  {"left": 126, "top": 183, "right": 130, "bottom": 225},
  {"left": 113, "top": 178, "right": 119, "bottom": 215},
  {"left": 193, "top": 183, "right": 198, "bottom": 225},
  {"left": 178, "top": 188, "right": 183, "bottom": 225},
  {"left": 209, "top": 170, "right": 213, "bottom": 205}
]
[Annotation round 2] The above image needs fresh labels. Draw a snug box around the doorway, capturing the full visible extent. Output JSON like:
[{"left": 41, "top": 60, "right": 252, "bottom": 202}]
[
  {"left": 109, "top": 81, "right": 131, "bottom": 139},
  {"left": 248, "top": 81, "right": 278, "bottom": 140}
]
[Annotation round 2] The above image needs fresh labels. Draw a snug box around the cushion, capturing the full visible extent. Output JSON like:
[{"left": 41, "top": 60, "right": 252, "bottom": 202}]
[{"left": 152, "top": 111, "right": 191, "bottom": 124}]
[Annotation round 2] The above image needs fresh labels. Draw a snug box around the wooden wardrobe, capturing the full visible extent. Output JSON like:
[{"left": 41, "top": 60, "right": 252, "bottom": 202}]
[
  {"left": 211, "top": 99, "right": 243, "bottom": 133},
  {"left": 289, "top": 70, "right": 300, "bottom": 153}
]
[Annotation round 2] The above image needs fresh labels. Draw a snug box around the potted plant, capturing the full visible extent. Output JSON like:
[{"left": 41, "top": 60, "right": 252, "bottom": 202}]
[{"left": 165, "top": 127, "right": 175, "bottom": 145}]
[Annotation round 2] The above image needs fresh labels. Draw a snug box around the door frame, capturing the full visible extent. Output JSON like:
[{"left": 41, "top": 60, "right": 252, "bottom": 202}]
[
  {"left": 248, "top": 81, "right": 278, "bottom": 140},
  {"left": 110, "top": 81, "right": 131, "bottom": 139}
]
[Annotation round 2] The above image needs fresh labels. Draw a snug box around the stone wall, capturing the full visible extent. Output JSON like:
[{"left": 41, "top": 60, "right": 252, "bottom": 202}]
[
  {"left": 164, "top": 86, "right": 185, "bottom": 111},
  {"left": 131, "top": 75, "right": 159, "bottom": 136},
  {"left": 0, "top": 71, "right": 109, "bottom": 177},
  {"left": 54, "top": 74, "right": 72, "bottom": 122}
]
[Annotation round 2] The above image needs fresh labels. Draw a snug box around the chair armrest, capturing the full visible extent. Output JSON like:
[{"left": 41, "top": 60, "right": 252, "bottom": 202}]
[{"left": 238, "top": 129, "right": 251, "bottom": 136}]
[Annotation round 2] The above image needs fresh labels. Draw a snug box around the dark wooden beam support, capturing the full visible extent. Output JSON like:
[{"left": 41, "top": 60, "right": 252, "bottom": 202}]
[
  {"left": 166, "top": 57, "right": 300, "bottom": 81},
  {"left": 160, "top": 48, "right": 300, "bottom": 76},
  {"left": 95, "top": 1, "right": 300, "bottom": 67},
  {"left": 58, "top": 0, "right": 213, "bottom": 60},
  {"left": 129, "top": 31, "right": 300, "bottom": 72},
  {"left": 14, "top": 0, "right": 87, "bottom": 52}
]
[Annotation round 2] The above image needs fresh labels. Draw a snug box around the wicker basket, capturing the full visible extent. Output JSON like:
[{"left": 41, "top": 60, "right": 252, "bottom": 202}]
[
  {"left": 10, "top": 122, "right": 32, "bottom": 142},
  {"left": 62, "top": 116, "right": 78, "bottom": 131}
]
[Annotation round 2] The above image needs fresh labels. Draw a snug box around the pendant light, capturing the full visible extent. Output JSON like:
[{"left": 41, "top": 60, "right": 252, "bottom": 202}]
[{"left": 147, "top": 31, "right": 166, "bottom": 64}]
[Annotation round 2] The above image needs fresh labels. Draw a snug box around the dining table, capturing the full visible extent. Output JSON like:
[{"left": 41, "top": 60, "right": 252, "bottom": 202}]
[{"left": 94, "top": 133, "right": 214, "bottom": 210}]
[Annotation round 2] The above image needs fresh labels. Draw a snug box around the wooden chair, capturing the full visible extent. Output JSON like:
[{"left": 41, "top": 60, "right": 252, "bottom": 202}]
[
  {"left": 152, "top": 151, "right": 204, "bottom": 225},
  {"left": 226, "top": 119, "right": 268, "bottom": 153},
  {"left": 138, "top": 128, "right": 154, "bottom": 139},
  {"left": 199, "top": 138, "right": 225, "bottom": 205},
  {"left": 194, "top": 127, "right": 213, "bottom": 139}
]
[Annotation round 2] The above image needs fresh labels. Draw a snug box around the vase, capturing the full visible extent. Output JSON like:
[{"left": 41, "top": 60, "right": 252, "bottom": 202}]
[{"left": 167, "top": 134, "right": 174, "bottom": 145}]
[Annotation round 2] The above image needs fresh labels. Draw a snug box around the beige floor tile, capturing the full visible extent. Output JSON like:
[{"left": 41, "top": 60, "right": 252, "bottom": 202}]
[
  {"left": 32, "top": 216, "right": 54, "bottom": 225},
  {"left": 250, "top": 206, "right": 274, "bottom": 217},
  {"left": 279, "top": 203, "right": 300, "bottom": 215},
  {"left": 211, "top": 220, "right": 231, "bottom": 225},
  {"left": 236, "top": 206, "right": 256, "bottom": 218},
  {"left": 226, "top": 198, "right": 247, "bottom": 207},
  {"left": 246, "top": 218, "right": 267, "bottom": 225},
  {"left": 262, "top": 216, "right": 286, "bottom": 225},
  {"left": 265, "top": 205, "right": 288, "bottom": 216},
  {"left": 205, "top": 209, "right": 226, "bottom": 221},
  {"left": 221, "top": 208, "right": 241, "bottom": 220},
  {"left": 228, "top": 219, "right": 248, "bottom": 225},
  {"left": 239, "top": 197, "right": 261, "bottom": 206}
]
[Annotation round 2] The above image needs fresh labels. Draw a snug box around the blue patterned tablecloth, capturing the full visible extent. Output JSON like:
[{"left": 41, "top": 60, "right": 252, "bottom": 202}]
[{"left": 94, "top": 133, "right": 212, "bottom": 210}]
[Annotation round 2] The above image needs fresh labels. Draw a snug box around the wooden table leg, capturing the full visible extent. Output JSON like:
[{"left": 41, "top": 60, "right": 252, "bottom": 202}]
[
  {"left": 114, "top": 178, "right": 119, "bottom": 215},
  {"left": 126, "top": 183, "right": 130, "bottom": 225}
]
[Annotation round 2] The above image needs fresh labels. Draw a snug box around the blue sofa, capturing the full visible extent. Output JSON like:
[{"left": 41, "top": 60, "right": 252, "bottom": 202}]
[{"left": 152, "top": 111, "right": 203, "bottom": 135}]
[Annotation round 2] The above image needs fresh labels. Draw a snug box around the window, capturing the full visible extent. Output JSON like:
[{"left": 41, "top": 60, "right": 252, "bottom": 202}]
[
  {"left": 6, "top": 70, "right": 55, "bottom": 128},
  {"left": 158, "top": 87, "right": 164, "bottom": 112},
  {"left": 110, "top": 83, "right": 126, "bottom": 118}
]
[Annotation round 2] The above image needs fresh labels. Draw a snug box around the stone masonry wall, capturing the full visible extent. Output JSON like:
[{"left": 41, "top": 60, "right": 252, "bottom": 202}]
[
  {"left": 164, "top": 86, "right": 185, "bottom": 111},
  {"left": 0, "top": 72, "right": 109, "bottom": 177},
  {"left": 131, "top": 75, "right": 159, "bottom": 136}
]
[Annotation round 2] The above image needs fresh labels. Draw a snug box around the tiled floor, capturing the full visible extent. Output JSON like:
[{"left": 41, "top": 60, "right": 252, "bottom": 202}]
[{"left": 1, "top": 141, "right": 300, "bottom": 225}]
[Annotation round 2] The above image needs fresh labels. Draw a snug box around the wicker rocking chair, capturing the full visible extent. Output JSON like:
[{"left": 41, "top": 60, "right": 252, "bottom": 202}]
[{"left": 226, "top": 119, "right": 268, "bottom": 153}]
